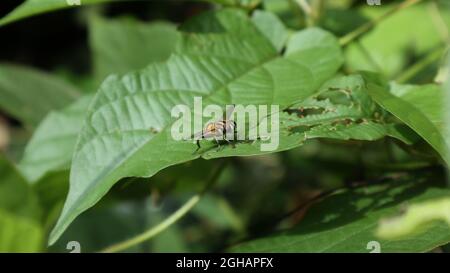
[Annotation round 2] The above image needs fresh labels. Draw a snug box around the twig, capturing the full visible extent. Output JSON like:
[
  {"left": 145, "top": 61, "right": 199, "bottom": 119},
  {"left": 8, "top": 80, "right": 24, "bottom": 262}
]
[
  {"left": 99, "top": 161, "right": 226, "bottom": 253},
  {"left": 396, "top": 46, "right": 448, "bottom": 83},
  {"left": 339, "top": 0, "right": 424, "bottom": 46},
  {"left": 296, "top": 0, "right": 323, "bottom": 26},
  {"left": 296, "top": 0, "right": 314, "bottom": 26},
  {"left": 296, "top": 0, "right": 312, "bottom": 16},
  {"left": 428, "top": 1, "right": 450, "bottom": 43}
]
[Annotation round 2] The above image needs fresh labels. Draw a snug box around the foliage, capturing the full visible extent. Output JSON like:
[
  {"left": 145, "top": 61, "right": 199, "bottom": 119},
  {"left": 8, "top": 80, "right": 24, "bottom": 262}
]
[
  {"left": 233, "top": 178, "right": 450, "bottom": 253},
  {"left": 0, "top": 0, "right": 449, "bottom": 253}
]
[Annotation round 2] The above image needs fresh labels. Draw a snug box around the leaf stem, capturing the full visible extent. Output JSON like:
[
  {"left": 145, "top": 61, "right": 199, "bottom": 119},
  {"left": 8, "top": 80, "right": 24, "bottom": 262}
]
[
  {"left": 99, "top": 161, "right": 226, "bottom": 253},
  {"left": 396, "top": 46, "right": 448, "bottom": 83},
  {"left": 296, "top": 0, "right": 312, "bottom": 16},
  {"left": 339, "top": 0, "right": 423, "bottom": 46},
  {"left": 295, "top": 0, "right": 323, "bottom": 26}
]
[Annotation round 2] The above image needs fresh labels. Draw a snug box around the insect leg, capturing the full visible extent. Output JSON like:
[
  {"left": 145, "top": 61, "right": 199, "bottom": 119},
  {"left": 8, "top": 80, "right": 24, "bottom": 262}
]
[
  {"left": 214, "top": 137, "right": 222, "bottom": 152},
  {"left": 193, "top": 139, "right": 201, "bottom": 154}
]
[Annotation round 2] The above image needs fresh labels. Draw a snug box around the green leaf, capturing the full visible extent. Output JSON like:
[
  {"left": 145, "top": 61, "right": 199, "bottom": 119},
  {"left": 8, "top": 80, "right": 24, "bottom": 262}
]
[
  {"left": 319, "top": 8, "right": 369, "bottom": 36},
  {"left": 232, "top": 179, "right": 450, "bottom": 253},
  {"left": 345, "top": 4, "right": 450, "bottom": 78},
  {"left": 50, "top": 45, "right": 422, "bottom": 245},
  {"left": 89, "top": 16, "right": 181, "bottom": 83},
  {"left": 19, "top": 95, "right": 93, "bottom": 183},
  {"left": 260, "top": 0, "right": 303, "bottom": 29},
  {"left": 49, "top": 9, "right": 345, "bottom": 245},
  {"left": 0, "top": 153, "right": 41, "bottom": 220},
  {"left": 390, "top": 83, "right": 445, "bottom": 129},
  {"left": 49, "top": 61, "right": 419, "bottom": 245},
  {"left": 251, "top": 10, "right": 288, "bottom": 52},
  {"left": 33, "top": 171, "right": 70, "bottom": 232},
  {"left": 0, "top": 153, "right": 43, "bottom": 252},
  {"left": 376, "top": 197, "right": 450, "bottom": 240},
  {"left": 205, "top": 74, "right": 416, "bottom": 159},
  {"left": 305, "top": 122, "right": 414, "bottom": 143},
  {"left": 237, "top": 4, "right": 446, "bottom": 251},
  {"left": 0, "top": 63, "right": 81, "bottom": 128},
  {"left": 364, "top": 75, "right": 450, "bottom": 166},
  {"left": 0, "top": 209, "right": 43, "bottom": 252},
  {"left": 21, "top": 17, "right": 182, "bottom": 182},
  {"left": 57, "top": 9, "right": 429, "bottom": 245},
  {"left": 0, "top": 0, "right": 118, "bottom": 27}
]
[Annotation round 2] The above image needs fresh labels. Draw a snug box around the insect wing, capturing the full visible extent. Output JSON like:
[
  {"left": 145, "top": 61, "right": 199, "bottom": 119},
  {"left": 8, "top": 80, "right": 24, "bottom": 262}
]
[
  {"left": 225, "top": 104, "right": 235, "bottom": 120},
  {"left": 191, "top": 130, "right": 204, "bottom": 140},
  {"left": 202, "top": 130, "right": 220, "bottom": 139}
]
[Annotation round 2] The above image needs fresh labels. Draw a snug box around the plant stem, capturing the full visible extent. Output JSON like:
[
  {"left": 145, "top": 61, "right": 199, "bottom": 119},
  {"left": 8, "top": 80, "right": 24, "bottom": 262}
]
[
  {"left": 396, "top": 46, "right": 447, "bottom": 83},
  {"left": 295, "top": 0, "right": 313, "bottom": 26},
  {"left": 296, "top": 0, "right": 312, "bottom": 15},
  {"left": 428, "top": 1, "right": 450, "bottom": 43},
  {"left": 339, "top": 0, "right": 423, "bottom": 46},
  {"left": 101, "top": 196, "right": 200, "bottom": 253},
  {"left": 296, "top": 0, "right": 323, "bottom": 26},
  {"left": 288, "top": 0, "right": 307, "bottom": 27},
  {"left": 311, "top": 0, "right": 324, "bottom": 25},
  {"left": 99, "top": 161, "right": 226, "bottom": 253}
]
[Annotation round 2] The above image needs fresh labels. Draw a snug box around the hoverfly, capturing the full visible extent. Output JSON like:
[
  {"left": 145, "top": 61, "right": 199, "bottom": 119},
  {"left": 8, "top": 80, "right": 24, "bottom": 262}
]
[{"left": 191, "top": 105, "right": 236, "bottom": 153}]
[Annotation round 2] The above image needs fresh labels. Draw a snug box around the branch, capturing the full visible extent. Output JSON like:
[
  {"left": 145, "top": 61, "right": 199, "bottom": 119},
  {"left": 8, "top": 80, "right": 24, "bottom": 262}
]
[
  {"left": 339, "top": 0, "right": 424, "bottom": 46},
  {"left": 99, "top": 161, "right": 226, "bottom": 253},
  {"left": 396, "top": 46, "right": 448, "bottom": 83}
]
